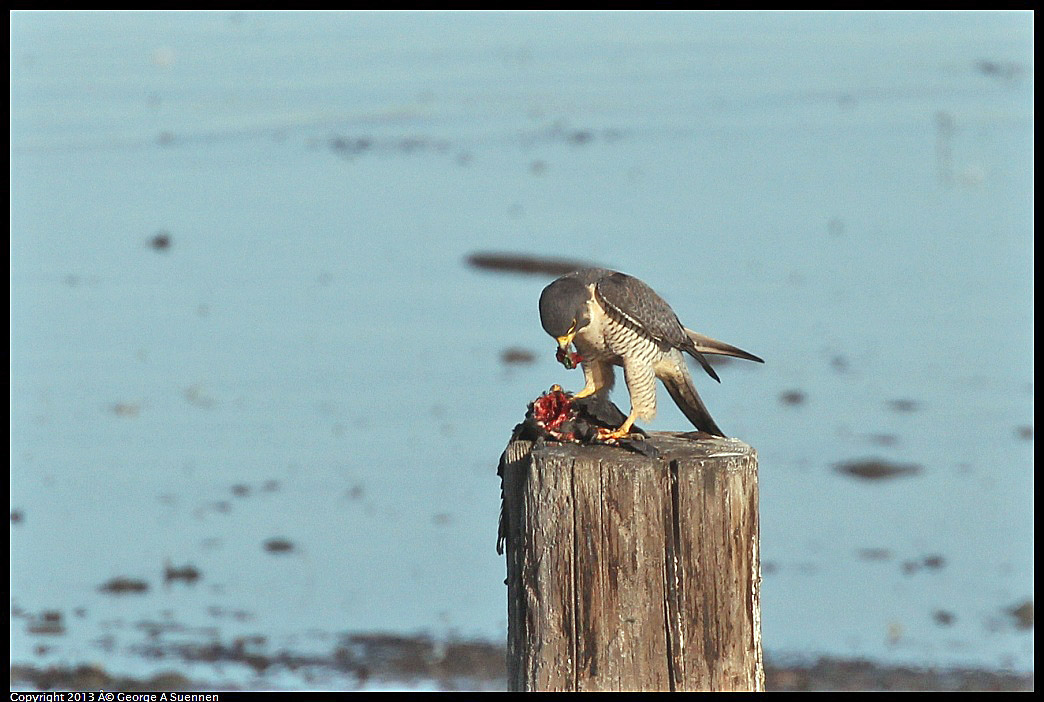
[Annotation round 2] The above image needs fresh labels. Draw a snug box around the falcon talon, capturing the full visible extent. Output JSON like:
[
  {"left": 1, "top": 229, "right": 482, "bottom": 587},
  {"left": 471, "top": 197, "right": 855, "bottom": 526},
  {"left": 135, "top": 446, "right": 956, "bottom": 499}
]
[{"left": 595, "top": 427, "right": 634, "bottom": 442}]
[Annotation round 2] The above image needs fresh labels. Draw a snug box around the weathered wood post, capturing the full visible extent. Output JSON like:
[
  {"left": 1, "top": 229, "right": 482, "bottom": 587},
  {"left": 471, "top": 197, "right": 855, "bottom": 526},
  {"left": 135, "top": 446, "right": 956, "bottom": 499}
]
[{"left": 501, "top": 432, "right": 763, "bottom": 692}]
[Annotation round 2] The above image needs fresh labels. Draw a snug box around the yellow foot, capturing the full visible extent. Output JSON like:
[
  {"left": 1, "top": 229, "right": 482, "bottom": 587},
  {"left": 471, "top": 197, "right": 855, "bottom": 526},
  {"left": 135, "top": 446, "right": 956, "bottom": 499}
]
[{"left": 596, "top": 426, "right": 635, "bottom": 441}]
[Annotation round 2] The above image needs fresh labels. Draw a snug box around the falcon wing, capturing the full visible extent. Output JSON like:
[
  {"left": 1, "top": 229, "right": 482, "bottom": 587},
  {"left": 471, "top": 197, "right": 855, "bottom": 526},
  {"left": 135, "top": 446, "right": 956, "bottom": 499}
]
[{"left": 595, "top": 271, "right": 720, "bottom": 382}]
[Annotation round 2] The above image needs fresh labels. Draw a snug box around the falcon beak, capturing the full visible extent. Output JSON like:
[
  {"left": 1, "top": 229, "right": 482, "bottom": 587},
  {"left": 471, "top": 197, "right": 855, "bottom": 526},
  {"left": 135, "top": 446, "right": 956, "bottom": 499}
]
[{"left": 556, "top": 330, "right": 576, "bottom": 350}]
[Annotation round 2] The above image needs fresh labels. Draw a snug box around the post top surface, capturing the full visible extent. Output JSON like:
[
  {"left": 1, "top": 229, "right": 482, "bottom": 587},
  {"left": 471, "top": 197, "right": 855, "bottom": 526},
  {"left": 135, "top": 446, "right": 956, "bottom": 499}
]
[{"left": 514, "top": 431, "right": 755, "bottom": 465}]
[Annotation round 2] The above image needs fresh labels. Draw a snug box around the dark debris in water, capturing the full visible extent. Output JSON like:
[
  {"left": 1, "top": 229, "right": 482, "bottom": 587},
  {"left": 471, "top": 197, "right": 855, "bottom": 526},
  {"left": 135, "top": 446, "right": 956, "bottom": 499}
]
[
  {"left": 867, "top": 433, "right": 899, "bottom": 447},
  {"left": 902, "top": 554, "right": 947, "bottom": 575},
  {"left": 264, "top": 537, "right": 295, "bottom": 554},
  {"left": 98, "top": 577, "right": 150, "bottom": 595},
  {"left": 519, "top": 121, "right": 626, "bottom": 148},
  {"left": 500, "top": 347, "right": 536, "bottom": 365},
  {"left": 834, "top": 459, "right": 922, "bottom": 481},
  {"left": 227, "top": 480, "right": 281, "bottom": 498},
  {"left": 329, "top": 135, "right": 372, "bottom": 156},
  {"left": 26, "top": 611, "right": 66, "bottom": 636},
  {"left": 763, "top": 657, "right": 1032, "bottom": 692},
  {"left": 886, "top": 399, "right": 921, "bottom": 413},
  {"left": 975, "top": 59, "right": 1025, "bottom": 82},
  {"left": 11, "top": 664, "right": 197, "bottom": 693},
  {"left": 1008, "top": 600, "right": 1033, "bottom": 631},
  {"left": 856, "top": 548, "right": 892, "bottom": 562},
  {"left": 120, "top": 631, "right": 506, "bottom": 688},
  {"left": 149, "top": 231, "right": 172, "bottom": 251},
  {"left": 111, "top": 402, "right": 141, "bottom": 418},
  {"left": 465, "top": 252, "right": 596, "bottom": 277},
  {"left": 329, "top": 134, "right": 451, "bottom": 159},
  {"left": 164, "top": 562, "right": 202, "bottom": 585}
]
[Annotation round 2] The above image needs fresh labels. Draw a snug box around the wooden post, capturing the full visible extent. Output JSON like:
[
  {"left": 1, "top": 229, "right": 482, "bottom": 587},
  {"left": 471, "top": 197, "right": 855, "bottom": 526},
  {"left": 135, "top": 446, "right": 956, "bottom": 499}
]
[{"left": 501, "top": 432, "right": 764, "bottom": 692}]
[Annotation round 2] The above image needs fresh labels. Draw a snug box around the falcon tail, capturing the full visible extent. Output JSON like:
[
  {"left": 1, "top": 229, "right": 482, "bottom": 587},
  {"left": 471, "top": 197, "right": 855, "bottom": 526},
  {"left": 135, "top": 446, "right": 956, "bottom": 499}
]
[
  {"left": 684, "top": 329, "right": 764, "bottom": 364},
  {"left": 662, "top": 371, "right": 727, "bottom": 437}
]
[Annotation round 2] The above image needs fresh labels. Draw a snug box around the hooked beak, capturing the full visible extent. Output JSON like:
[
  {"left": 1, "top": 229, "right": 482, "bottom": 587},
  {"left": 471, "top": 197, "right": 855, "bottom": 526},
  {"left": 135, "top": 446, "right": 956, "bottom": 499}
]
[{"left": 556, "top": 330, "right": 576, "bottom": 350}]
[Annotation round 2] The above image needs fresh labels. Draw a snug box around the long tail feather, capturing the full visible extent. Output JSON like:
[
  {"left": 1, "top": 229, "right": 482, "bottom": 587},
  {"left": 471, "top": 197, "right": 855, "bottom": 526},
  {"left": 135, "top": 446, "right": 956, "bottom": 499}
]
[
  {"left": 690, "top": 348, "right": 721, "bottom": 383},
  {"left": 662, "top": 371, "right": 726, "bottom": 437},
  {"left": 684, "top": 329, "right": 764, "bottom": 364}
]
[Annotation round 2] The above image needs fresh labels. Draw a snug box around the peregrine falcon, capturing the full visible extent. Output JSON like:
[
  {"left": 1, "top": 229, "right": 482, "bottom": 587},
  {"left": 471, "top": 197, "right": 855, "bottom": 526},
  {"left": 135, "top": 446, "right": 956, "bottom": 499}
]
[{"left": 538, "top": 268, "right": 763, "bottom": 438}]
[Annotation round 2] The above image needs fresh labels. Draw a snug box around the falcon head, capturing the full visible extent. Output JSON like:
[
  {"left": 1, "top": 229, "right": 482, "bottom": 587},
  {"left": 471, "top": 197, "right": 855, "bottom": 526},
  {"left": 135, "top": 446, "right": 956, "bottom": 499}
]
[{"left": 539, "top": 276, "right": 591, "bottom": 350}]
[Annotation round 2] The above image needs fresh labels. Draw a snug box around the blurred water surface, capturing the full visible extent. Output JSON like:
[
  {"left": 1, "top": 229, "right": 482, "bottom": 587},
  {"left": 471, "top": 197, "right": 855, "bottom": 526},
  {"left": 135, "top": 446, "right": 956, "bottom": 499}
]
[{"left": 10, "top": 10, "right": 1033, "bottom": 687}]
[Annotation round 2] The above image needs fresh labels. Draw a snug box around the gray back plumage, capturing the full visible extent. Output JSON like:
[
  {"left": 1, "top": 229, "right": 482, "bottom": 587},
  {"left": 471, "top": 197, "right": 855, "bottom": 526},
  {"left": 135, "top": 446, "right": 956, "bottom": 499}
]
[
  {"left": 594, "top": 270, "right": 721, "bottom": 382},
  {"left": 594, "top": 271, "right": 691, "bottom": 351}
]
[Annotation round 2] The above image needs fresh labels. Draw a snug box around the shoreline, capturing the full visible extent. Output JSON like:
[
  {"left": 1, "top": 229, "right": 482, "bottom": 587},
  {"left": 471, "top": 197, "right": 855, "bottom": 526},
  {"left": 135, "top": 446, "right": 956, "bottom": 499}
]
[{"left": 10, "top": 644, "right": 1034, "bottom": 692}]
